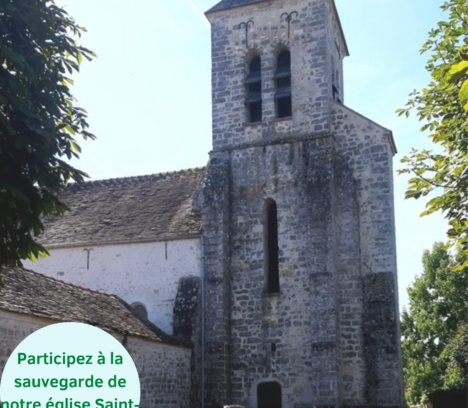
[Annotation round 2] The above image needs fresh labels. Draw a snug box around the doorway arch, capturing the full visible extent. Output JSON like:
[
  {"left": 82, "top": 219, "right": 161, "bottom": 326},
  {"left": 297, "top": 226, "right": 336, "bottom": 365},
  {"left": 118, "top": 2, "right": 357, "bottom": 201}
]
[{"left": 257, "top": 381, "right": 282, "bottom": 408}]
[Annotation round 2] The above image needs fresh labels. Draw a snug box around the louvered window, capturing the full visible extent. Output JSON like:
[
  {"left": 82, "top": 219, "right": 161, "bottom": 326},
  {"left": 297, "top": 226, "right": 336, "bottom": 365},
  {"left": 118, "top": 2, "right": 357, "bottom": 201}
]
[
  {"left": 274, "top": 50, "right": 292, "bottom": 118},
  {"left": 245, "top": 56, "right": 262, "bottom": 123}
]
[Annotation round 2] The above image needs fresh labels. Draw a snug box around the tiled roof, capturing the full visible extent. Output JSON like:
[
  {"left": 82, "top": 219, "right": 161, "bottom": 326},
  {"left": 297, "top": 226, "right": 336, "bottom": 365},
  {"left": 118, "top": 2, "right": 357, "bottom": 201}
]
[
  {"left": 0, "top": 267, "right": 189, "bottom": 347},
  {"left": 40, "top": 168, "right": 205, "bottom": 247},
  {"left": 207, "top": 0, "right": 267, "bottom": 13}
]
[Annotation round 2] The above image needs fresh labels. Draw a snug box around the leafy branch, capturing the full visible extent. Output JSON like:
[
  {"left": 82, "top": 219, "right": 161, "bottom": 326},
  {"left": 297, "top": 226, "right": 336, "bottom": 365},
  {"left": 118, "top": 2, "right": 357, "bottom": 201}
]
[
  {"left": 399, "top": 0, "right": 468, "bottom": 268},
  {"left": 0, "top": 0, "right": 95, "bottom": 267}
]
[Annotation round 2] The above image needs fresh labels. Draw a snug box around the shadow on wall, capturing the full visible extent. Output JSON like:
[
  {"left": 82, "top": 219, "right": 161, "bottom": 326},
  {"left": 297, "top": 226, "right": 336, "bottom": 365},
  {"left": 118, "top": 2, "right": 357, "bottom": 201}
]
[{"left": 172, "top": 276, "right": 200, "bottom": 340}]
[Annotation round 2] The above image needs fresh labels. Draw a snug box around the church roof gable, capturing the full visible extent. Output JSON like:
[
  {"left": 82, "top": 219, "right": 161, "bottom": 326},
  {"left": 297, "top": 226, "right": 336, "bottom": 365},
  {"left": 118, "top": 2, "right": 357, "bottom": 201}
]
[
  {"left": 40, "top": 168, "right": 205, "bottom": 247},
  {"left": 0, "top": 267, "right": 188, "bottom": 346}
]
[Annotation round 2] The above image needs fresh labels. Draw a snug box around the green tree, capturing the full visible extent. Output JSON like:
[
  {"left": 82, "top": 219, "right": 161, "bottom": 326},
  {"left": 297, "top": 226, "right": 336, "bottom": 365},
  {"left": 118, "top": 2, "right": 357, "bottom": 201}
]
[
  {"left": 445, "top": 323, "right": 468, "bottom": 382},
  {"left": 401, "top": 243, "right": 468, "bottom": 405},
  {"left": 398, "top": 1, "right": 468, "bottom": 266},
  {"left": 0, "top": 0, "right": 95, "bottom": 267}
]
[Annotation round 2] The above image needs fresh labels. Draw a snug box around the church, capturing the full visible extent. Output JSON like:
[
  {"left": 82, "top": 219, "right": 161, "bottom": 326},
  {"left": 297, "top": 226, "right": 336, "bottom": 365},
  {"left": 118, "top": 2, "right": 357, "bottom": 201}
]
[{"left": 8, "top": 0, "right": 405, "bottom": 407}]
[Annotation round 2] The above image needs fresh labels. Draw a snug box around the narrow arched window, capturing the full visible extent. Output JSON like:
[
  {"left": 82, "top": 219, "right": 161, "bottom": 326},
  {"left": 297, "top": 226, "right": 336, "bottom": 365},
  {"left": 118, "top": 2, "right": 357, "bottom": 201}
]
[
  {"left": 258, "top": 382, "right": 282, "bottom": 408},
  {"left": 331, "top": 56, "right": 341, "bottom": 103},
  {"left": 245, "top": 56, "right": 262, "bottom": 123},
  {"left": 265, "top": 199, "right": 279, "bottom": 293},
  {"left": 274, "top": 50, "right": 292, "bottom": 118}
]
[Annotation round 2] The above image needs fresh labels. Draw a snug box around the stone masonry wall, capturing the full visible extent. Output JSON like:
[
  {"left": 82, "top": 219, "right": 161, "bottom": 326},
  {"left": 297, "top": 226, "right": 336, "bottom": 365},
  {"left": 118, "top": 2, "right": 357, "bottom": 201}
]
[
  {"left": 0, "top": 311, "right": 192, "bottom": 408},
  {"left": 203, "top": 122, "right": 403, "bottom": 408},
  {"left": 116, "top": 334, "right": 192, "bottom": 408},
  {"left": 331, "top": 101, "right": 404, "bottom": 406},
  {"left": 202, "top": 135, "right": 377, "bottom": 408},
  {"left": 173, "top": 276, "right": 202, "bottom": 407},
  {"left": 223, "top": 136, "right": 362, "bottom": 408},
  {"left": 201, "top": 153, "right": 233, "bottom": 408},
  {"left": 333, "top": 154, "right": 366, "bottom": 405},
  {"left": 0, "top": 310, "right": 47, "bottom": 379}
]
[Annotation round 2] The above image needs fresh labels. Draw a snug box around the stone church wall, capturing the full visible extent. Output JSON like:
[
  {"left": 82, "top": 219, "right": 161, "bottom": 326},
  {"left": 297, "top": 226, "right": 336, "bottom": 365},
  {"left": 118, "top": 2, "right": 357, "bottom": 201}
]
[
  {"left": 203, "top": 0, "right": 404, "bottom": 406},
  {"left": 0, "top": 310, "right": 47, "bottom": 377},
  {"left": 223, "top": 138, "right": 359, "bottom": 408},
  {"left": 116, "top": 334, "right": 192, "bottom": 408},
  {"left": 331, "top": 101, "right": 403, "bottom": 405},
  {"left": 25, "top": 238, "right": 201, "bottom": 333},
  {"left": 202, "top": 126, "right": 403, "bottom": 408},
  {"left": 0, "top": 311, "right": 192, "bottom": 408}
]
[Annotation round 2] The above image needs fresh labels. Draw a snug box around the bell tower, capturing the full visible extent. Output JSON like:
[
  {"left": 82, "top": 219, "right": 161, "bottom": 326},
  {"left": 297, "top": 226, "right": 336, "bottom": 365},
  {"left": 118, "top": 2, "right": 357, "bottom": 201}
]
[
  {"left": 207, "top": 0, "right": 347, "bottom": 150},
  {"left": 200, "top": 1, "right": 405, "bottom": 407}
]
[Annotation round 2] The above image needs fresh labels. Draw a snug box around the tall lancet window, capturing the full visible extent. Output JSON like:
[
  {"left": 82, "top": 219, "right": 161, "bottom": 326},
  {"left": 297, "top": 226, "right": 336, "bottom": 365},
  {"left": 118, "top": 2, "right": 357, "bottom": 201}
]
[
  {"left": 274, "top": 49, "right": 292, "bottom": 118},
  {"left": 331, "top": 56, "right": 341, "bottom": 103},
  {"left": 245, "top": 55, "right": 262, "bottom": 123},
  {"left": 265, "top": 199, "right": 280, "bottom": 293}
]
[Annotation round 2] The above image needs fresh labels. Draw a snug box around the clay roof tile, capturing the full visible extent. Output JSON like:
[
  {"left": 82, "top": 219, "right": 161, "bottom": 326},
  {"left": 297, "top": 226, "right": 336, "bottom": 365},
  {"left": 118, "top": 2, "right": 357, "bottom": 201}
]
[
  {"left": 40, "top": 168, "right": 205, "bottom": 247},
  {"left": 0, "top": 267, "right": 190, "bottom": 347}
]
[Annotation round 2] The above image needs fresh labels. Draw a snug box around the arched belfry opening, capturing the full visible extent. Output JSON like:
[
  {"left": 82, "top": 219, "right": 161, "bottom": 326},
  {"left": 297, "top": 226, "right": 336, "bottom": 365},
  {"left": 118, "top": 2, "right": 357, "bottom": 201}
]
[
  {"left": 274, "top": 48, "right": 292, "bottom": 118},
  {"left": 265, "top": 199, "right": 279, "bottom": 293},
  {"left": 245, "top": 53, "right": 262, "bottom": 123},
  {"left": 257, "top": 382, "right": 282, "bottom": 408}
]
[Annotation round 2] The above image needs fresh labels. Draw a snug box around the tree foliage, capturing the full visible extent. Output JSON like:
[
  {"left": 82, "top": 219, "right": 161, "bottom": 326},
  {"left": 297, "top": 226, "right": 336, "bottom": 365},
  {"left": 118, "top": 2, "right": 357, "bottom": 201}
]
[
  {"left": 445, "top": 323, "right": 468, "bottom": 381},
  {"left": 401, "top": 243, "right": 468, "bottom": 404},
  {"left": 0, "top": 0, "right": 95, "bottom": 267},
  {"left": 397, "top": 0, "right": 468, "bottom": 267}
]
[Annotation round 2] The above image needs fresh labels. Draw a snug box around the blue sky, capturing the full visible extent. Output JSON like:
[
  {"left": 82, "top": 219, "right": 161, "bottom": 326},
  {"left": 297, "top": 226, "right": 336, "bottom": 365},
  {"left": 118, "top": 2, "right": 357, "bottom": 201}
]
[{"left": 57, "top": 0, "right": 450, "bottom": 311}]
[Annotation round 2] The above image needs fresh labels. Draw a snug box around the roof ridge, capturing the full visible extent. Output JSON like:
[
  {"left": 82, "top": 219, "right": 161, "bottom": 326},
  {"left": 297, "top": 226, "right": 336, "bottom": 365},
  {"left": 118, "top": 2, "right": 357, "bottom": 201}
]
[
  {"left": 2, "top": 267, "right": 119, "bottom": 300},
  {"left": 68, "top": 166, "right": 206, "bottom": 189}
]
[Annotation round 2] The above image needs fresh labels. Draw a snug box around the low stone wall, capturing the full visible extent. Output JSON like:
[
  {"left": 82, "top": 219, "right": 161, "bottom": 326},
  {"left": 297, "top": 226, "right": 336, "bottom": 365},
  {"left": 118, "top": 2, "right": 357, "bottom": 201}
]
[
  {"left": 0, "top": 310, "right": 47, "bottom": 377},
  {"left": 116, "top": 334, "right": 192, "bottom": 408},
  {"left": 0, "top": 310, "right": 192, "bottom": 408}
]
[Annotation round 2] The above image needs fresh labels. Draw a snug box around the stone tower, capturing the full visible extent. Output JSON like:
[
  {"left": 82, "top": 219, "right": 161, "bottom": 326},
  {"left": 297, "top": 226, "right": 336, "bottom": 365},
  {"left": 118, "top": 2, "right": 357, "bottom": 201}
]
[{"left": 201, "top": 0, "right": 404, "bottom": 407}]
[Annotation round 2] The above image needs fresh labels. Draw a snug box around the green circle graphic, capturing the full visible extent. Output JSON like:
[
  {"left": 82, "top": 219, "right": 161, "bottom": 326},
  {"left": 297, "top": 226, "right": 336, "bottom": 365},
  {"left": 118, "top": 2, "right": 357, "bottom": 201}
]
[{"left": 0, "top": 322, "right": 140, "bottom": 408}]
